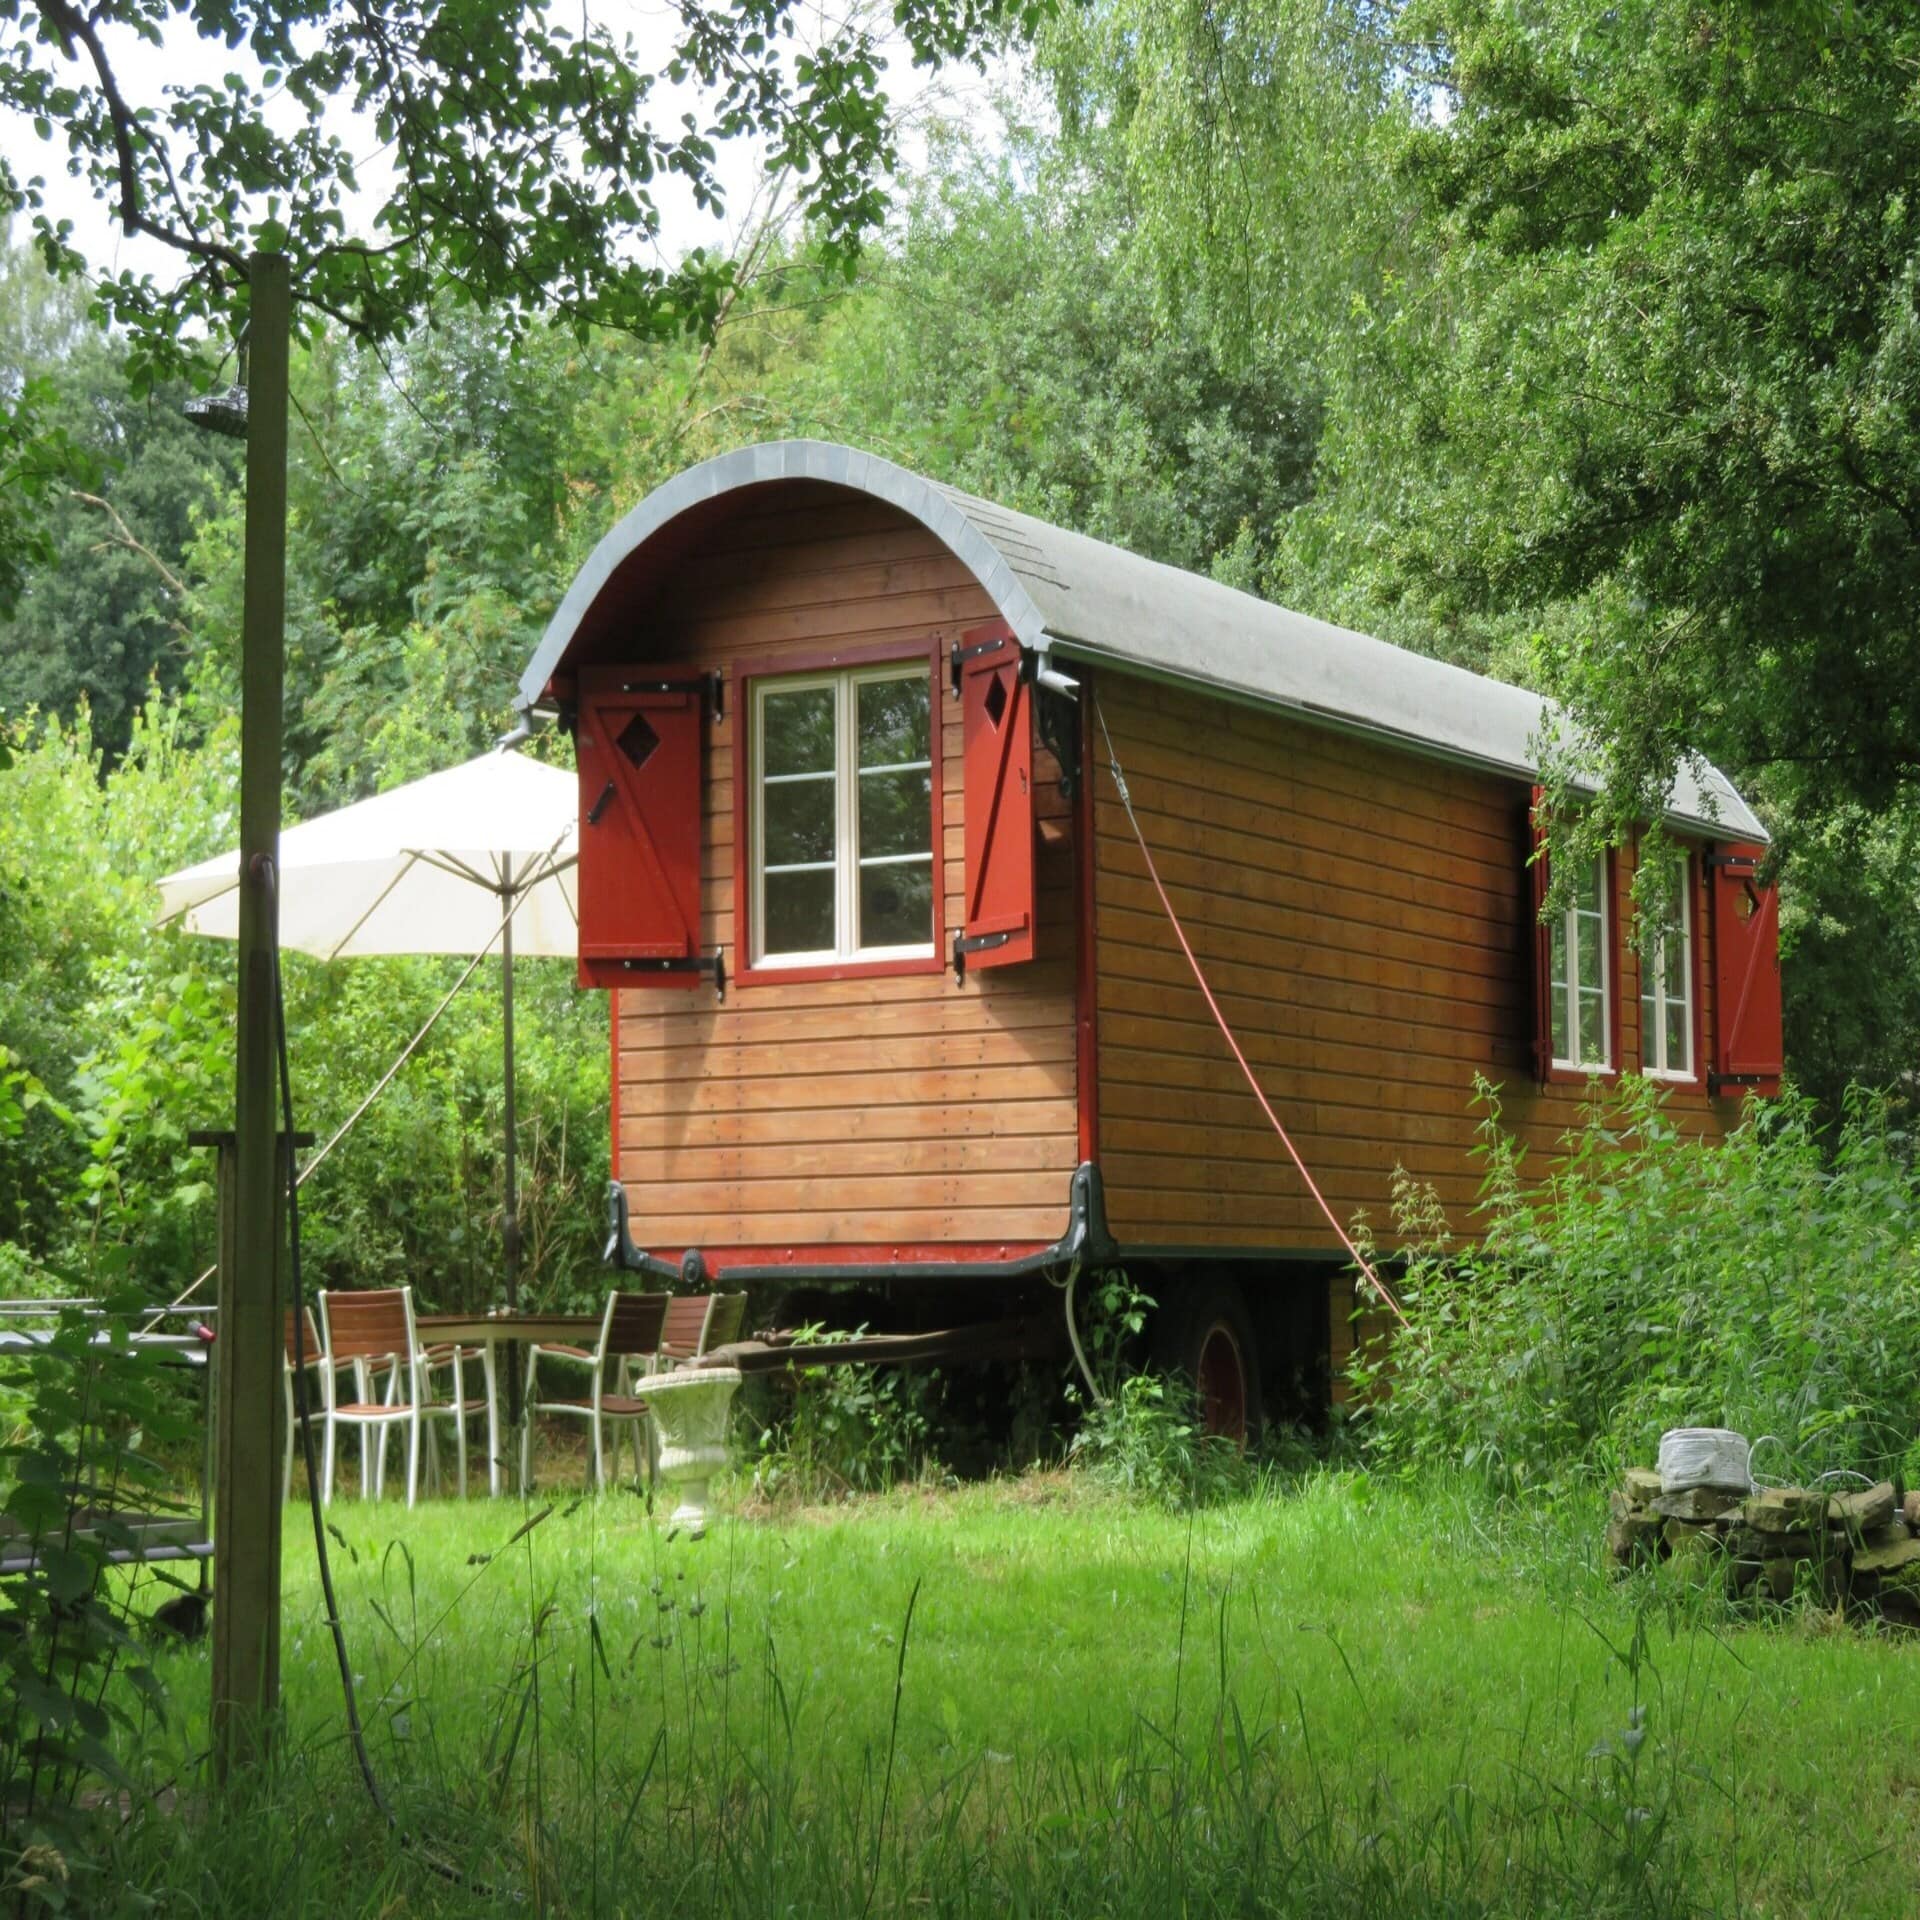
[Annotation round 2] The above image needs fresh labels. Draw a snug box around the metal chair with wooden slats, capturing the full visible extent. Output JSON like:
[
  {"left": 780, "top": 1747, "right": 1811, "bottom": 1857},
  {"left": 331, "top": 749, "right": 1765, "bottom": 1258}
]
[
  {"left": 653, "top": 1292, "right": 718, "bottom": 1368},
  {"left": 521, "top": 1291, "right": 670, "bottom": 1493},
  {"left": 317, "top": 1286, "right": 472, "bottom": 1507},
  {"left": 282, "top": 1306, "right": 365, "bottom": 1505},
  {"left": 701, "top": 1292, "right": 749, "bottom": 1355}
]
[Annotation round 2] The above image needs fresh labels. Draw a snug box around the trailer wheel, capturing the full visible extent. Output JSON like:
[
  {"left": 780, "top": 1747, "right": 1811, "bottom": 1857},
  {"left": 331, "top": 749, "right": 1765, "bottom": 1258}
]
[{"left": 1152, "top": 1280, "right": 1262, "bottom": 1447}]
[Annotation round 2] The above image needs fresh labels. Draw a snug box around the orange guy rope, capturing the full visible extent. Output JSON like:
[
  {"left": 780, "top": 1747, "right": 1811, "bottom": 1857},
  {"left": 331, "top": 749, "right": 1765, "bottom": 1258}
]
[{"left": 1093, "top": 695, "right": 1411, "bottom": 1333}]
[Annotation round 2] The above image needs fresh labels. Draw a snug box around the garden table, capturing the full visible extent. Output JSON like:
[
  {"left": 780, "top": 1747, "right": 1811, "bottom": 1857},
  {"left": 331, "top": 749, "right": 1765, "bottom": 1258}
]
[{"left": 417, "top": 1311, "right": 603, "bottom": 1496}]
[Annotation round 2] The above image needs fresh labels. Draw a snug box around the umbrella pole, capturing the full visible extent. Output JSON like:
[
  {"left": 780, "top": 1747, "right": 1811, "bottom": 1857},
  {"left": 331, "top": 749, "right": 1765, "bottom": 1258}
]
[
  {"left": 501, "top": 860, "right": 527, "bottom": 1491},
  {"left": 502, "top": 856, "right": 520, "bottom": 1311}
]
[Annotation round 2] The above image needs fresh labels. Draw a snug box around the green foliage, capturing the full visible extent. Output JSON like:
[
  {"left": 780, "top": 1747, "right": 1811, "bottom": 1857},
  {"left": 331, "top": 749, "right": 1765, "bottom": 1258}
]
[
  {"left": 5, "top": 0, "right": 1045, "bottom": 370},
  {"left": 1066, "top": 1275, "right": 1249, "bottom": 1507},
  {"left": 0, "top": 1283, "right": 179, "bottom": 1905},
  {"left": 806, "top": 117, "right": 1322, "bottom": 586},
  {"left": 1354, "top": 1076, "right": 1920, "bottom": 1489},
  {"left": 751, "top": 1340, "right": 946, "bottom": 1501},
  {"left": 1383, "top": 2, "right": 1920, "bottom": 836},
  {"left": 0, "top": 248, "right": 238, "bottom": 757},
  {"left": 0, "top": 693, "right": 608, "bottom": 1314}
]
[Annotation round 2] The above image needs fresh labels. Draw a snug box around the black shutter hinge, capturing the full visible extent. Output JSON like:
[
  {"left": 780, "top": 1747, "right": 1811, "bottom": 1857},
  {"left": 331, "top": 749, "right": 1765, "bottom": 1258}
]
[
  {"left": 951, "top": 928, "right": 1013, "bottom": 982},
  {"left": 603, "top": 672, "right": 721, "bottom": 714},
  {"left": 950, "top": 631, "right": 1013, "bottom": 695},
  {"left": 618, "top": 949, "right": 726, "bottom": 1000}
]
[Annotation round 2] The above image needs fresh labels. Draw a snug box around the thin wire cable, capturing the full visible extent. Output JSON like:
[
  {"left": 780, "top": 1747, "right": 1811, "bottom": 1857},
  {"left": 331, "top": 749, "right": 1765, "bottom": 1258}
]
[
  {"left": 269, "top": 859, "right": 487, "bottom": 1894},
  {"left": 1092, "top": 696, "right": 1411, "bottom": 1333}
]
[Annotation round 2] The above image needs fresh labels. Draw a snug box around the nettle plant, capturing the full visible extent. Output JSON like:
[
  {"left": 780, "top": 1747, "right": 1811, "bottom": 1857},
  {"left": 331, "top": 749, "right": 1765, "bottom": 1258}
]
[
  {"left": 1066, "top": 1274, "right": 1248, "bottom": 1509},
  {"left": 0, "top": 1270, "right": 186, "bottom": 1909},
  {"left": 1353, "top": 1076, "right": 1920, "bottom": 1491},
  {"left": 751, "top": 1328, "right": 946, "bottom": 1501}
]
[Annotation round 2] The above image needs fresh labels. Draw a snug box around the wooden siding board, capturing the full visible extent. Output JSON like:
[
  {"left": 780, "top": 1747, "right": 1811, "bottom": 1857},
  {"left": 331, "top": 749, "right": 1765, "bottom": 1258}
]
[
  {"left": 1092, "top": 673, "right": 1737, "bottom": 1251},
  {"left": 608, "top": 494, "right": 1079, "bottom": 1256}
]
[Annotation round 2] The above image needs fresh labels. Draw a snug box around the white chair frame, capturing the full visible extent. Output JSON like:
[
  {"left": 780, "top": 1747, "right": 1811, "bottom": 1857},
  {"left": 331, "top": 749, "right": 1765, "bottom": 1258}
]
[
  {"left": 521, "top": 1292, "right": 667, "bottom": 1493},
  {"left": 317, "top": 1286, "right": 473, "bottom": 1508},
  {"left": 282, "top": 1309, "right": 364, "bottom": 1505}
]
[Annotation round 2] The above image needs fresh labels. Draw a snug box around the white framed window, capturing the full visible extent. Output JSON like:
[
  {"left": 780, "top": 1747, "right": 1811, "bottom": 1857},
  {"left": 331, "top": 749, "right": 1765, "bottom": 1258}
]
[
  {"left": 1548, "top": 851, "right": 1613, "bottom": 1070},
  {"left": 1639, "top": 852, "right": 1695, "bottom": 1079},
  {"left": 750, "top": 664, "right": 935, "bottom": 966}
]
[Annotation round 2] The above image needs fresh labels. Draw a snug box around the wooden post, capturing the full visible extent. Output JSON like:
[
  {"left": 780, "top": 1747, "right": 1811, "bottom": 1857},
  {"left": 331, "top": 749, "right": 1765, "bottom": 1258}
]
[{"left": 212, "top": 252, "right": 291, "bottom": 1778}]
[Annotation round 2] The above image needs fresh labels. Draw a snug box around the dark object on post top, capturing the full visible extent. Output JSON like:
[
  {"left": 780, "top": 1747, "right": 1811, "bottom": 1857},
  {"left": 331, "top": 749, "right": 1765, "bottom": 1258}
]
[{"left": 184, "top": 384, "right": 250, "bottom": 440}]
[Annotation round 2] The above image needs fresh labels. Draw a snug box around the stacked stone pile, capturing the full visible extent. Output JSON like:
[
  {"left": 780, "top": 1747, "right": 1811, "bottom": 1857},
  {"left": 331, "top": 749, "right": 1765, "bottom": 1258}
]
[{"left": 1608, "top": 1468, "right": 1920, "bottom": 1623}]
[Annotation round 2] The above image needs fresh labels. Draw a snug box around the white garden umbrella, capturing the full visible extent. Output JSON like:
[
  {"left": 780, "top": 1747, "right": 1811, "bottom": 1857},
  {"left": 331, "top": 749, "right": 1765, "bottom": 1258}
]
[{"left": 156, "top": 747, "right": 579, "bottom": 1307}]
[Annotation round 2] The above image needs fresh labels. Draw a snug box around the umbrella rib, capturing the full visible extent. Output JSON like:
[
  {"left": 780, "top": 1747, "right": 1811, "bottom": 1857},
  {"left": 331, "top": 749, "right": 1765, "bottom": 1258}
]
[
  {"left": 327, "top": 852, "right": 424, "bottom": 961},
  {"left": 411, "top": 849, "right": 502, "bottom": 892}
]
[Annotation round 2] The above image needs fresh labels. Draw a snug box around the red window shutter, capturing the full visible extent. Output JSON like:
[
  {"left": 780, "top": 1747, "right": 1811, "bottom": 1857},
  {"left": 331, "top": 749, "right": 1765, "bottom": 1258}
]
[
  {"left": 1710, "top": 842, "right": 1783, "bottom": 1094},
  {"left": 575, "top": 666, "right": 705, "bottom": 990},
  {"left": 956, "top": 622, "right": 1036, "bottom": 971},
  {"left": 1528, "top": 786, "right": 1553, "bottom": 1082}
]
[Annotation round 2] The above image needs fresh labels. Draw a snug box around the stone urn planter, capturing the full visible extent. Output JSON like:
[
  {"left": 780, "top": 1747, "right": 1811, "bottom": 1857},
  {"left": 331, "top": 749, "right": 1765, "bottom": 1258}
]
[{"left": 644, "top": 1365, "right": 741, "bottom": 1537}]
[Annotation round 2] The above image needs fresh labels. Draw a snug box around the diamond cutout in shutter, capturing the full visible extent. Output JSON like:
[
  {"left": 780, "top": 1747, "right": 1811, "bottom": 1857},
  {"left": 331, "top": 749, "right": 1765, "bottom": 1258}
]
[
  {"left": 982, "top": 671, "right": 1009, "bottom": 730},
  {"left": 616, "top": 712, "right": 660, "bottom": 771}
]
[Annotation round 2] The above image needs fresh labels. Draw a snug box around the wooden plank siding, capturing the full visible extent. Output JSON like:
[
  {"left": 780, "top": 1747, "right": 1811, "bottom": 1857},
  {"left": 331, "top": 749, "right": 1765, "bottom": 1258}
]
[
  {"left": 606, "top": 487, "right": 1081, "bottom": 1258},
  {"left": 1089, "top": 670, "right": 1740, "bottom": 1255}
]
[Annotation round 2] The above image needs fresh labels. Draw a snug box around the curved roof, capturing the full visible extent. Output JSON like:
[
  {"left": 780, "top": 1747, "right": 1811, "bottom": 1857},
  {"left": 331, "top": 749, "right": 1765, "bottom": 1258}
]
[{"left": 522, "top": 439, "right": 1764, "bottom": 841}]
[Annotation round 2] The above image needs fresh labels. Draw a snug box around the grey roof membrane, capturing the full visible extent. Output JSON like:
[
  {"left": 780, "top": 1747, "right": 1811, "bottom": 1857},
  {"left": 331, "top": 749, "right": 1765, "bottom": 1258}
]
[{"left": 521, "top": 440, "right": 1765, "bottom": 842}]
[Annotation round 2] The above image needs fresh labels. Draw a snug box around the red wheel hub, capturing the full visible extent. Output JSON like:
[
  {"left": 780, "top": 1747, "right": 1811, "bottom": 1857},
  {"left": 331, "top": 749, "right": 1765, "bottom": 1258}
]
[{"left": 1194, "top": 1321, "right": 1248, "bottom": 1446}]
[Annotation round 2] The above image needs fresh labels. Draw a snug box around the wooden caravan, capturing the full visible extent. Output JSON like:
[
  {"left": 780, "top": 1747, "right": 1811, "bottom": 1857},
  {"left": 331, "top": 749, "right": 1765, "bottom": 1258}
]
[{"left": 520, "top": 442, "right": 1781, "bottom": 1426}]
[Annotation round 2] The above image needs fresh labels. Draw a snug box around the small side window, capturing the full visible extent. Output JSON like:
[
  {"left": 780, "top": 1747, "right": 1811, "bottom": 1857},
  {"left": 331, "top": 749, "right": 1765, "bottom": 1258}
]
[
  {"left": 1548, "top": 852, "right": 1613, "bottom": 1071},
  {"left": 1639, "top": 853, "right": 1695, "bottom": 1079}
]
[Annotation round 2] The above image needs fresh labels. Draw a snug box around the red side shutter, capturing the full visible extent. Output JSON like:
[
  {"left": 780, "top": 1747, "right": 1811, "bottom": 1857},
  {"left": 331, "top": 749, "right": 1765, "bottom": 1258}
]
[
  {"left": 1528, "top": 786, "right": 1554, "bottom": 1082},
  {"left": 957, "top": 622, "right": 1036, "bottom": 971},
  {"left": 575, "top": 665, "right": 704, "bottom": 990},
  {"left": 1710, "top": 842, "right": 1783, "bottom": 1094}
]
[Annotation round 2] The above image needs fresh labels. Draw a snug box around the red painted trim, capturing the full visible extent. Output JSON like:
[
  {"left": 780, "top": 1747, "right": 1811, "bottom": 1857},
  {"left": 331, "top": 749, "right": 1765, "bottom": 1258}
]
[
  {"left": 1074, "top": 672, "right": 1099, "bottom": 1164},
  {"left": 608, "top": 988, "right": 621, "bottom": 1184},
  {"left": 1608, "top": 842, "right": 1626, "bottom": 1078},
  {"left": 652, "top": 1241, "right": 1054, "bottom": 1274},
  {"left": 1690, "top": 848, "right": 1712, "bottom": 1092},
  {"left": 730, "top": 638, "right": 947, "bottom": 988}
]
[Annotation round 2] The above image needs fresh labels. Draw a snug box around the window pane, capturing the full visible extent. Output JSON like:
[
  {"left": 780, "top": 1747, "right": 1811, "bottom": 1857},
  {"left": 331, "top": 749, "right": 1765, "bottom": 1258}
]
[
  {"left": 764, "top": 868, "right": 834, "bottom": 955},
  {"left": 763, "top": 776, "right": 834, "bottom": 867},
  {"left": 858, "top": 676, "right": 929, "bottom": 767},
  {"left": 859, "top": 858, "right": 932, "bottom": 949},
  {"left": 1576, "top": 854, "right": 1604, "bottom": 914},
  {"left": 763, "top": 686, "right": 835, "bottom": 777},
  {"left": 859, "top": 767, "right": 932, "bottom": 860},
  {"left": 1550, "top": 916, "right": 1571, "bottom": 1061},
  {"left": 1641, "top": 983, "right": 1658, "bottom": 1060},
  {"left": 1664, "top": 924, "right": 1687, "bottom": 1000},
  {"left": 1578, "top": 988, "right": 1605, "bottom": 1065},
  {"left": 1576, "top": 910, "right": 1602, "bottom": 993},
  {"left": 1667, "top": 1000, "right": 1689, "bottom": 1074}
]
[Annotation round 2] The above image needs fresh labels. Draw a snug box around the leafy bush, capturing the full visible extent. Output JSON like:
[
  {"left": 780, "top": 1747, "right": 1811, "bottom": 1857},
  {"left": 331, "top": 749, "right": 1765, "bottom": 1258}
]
[
  {"left": 0, "top": 1282, "right": 182, "bottom": 1907},
  {"left": 0, "top": 695, "right": 609, "bottom": 1319},
  {"left": 751, "top": 1338, "right": 947, "bottom": 1501},
  {"left": 1353, "top": 1077, "right": 1920, "bottom": 1489},
  {"left": 1066, "top": 1275, "right": 1251, "bottom": 1507}
]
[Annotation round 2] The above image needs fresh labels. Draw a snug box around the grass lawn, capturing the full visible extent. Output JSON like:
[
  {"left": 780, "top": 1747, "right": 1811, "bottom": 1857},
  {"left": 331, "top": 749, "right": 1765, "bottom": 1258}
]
[{"left": 116, "top": 1469, "right": 1920, "bottom": 1917}]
